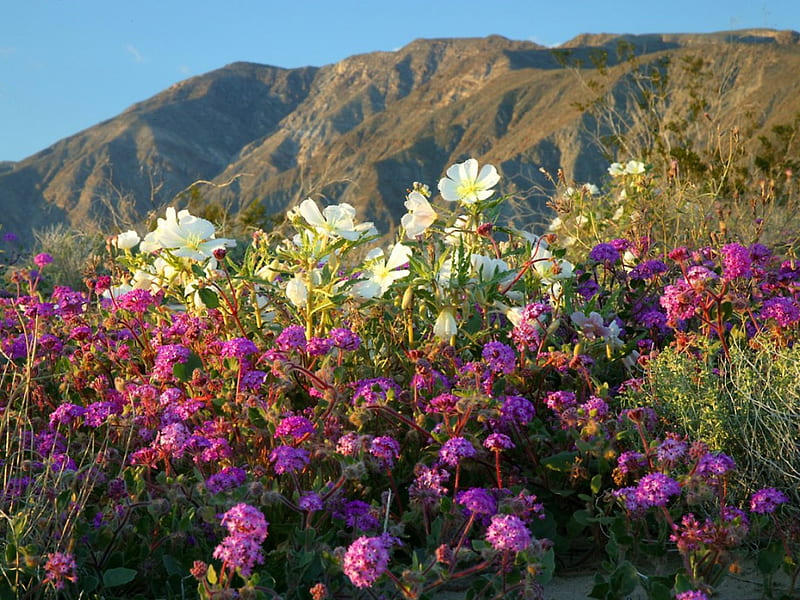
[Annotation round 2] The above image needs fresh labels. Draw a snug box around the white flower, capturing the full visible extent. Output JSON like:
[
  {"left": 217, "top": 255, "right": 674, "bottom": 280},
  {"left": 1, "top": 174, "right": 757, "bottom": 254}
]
[
  {"left": 350, "top": 244, "right": 412, "bottom": 299},
  {"left": 625, "top": 160, "right": 645, "bottom": 175},
  {"left": 296, "top": 198, "right": 374, "bottom": 241},
  {"left": 530, "top": 240, "right": 574, "bottom": 283},
  {"left": 113, "top": 230, "right": 140, "bottom": 250},
  {"left": 608, "top": 162, "right": 626, "bottom": 177},
  {"left": 470, "top": 253, "right": 511, "bottom": 283},
  {"left": 443, "top": 215, "right": 470, "bottom": 246},
  {"left": 401, "top": 191, "right": 438, "bottom": 238},
  {"left": 547, "top": 216, "right": 563, "bottom": 232},
  {"left": 438, "top": 158, "right": 500, "bottom": 205},
  {"left": 285, "top": 273, "right": 309, "bottom": 308},
  {"left": 571, "top": 311, "right": 623, "bottom": 349},
  {"left": 582, "top": 183, "right": 600, "bottom": 195},
  {"left": 142, "top": 207, "right": 236, "bottom": 261},
  {"left": 433, "top": 308, "right": 458, "bottom": 341}
]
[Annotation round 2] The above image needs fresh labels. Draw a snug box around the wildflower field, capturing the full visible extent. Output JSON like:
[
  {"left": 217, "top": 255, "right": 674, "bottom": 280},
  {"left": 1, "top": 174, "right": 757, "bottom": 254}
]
[{"left": 1, "top": 154, "right": 799, "bottom": 600}]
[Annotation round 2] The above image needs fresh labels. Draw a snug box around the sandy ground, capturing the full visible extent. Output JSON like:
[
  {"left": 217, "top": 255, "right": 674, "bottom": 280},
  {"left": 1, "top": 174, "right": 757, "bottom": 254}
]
[{"left": 540, "top": 559, "right": 796, "bottom": 599}]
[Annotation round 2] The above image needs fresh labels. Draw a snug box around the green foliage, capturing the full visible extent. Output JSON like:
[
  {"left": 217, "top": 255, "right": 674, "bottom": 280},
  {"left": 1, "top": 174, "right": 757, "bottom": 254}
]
[{"left": 622, "top": 334, "right": 800, "bottom": 507}]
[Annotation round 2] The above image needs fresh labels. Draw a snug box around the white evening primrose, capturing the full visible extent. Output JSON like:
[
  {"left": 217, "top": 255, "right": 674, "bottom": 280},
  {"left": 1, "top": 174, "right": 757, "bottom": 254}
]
[
  {"left": 607, "top": 162, "right": 626, "bottom": 177},
  {"left": 113, "top": 230, "right": 140, "bottom": 250},
  {"left": 433, "top": 308, "right": 458, "bottom": 341},
  {"left": 401, "top": 191, "right": 438, "bottom": 238},
  {"left": 438, "top": 158, "right": 500, "bottom": 206},
  {"left": 625, "top": 160, "right": 646, "bottom": 175},
  {"left": 350, "top": 243, "right": 412, "bottom": 299},
  {"left": 297, "top": 198, "right": 374, "bottom": 241},
  {"left": 142, "top": 207, "right": 236, "bottom": 261}
]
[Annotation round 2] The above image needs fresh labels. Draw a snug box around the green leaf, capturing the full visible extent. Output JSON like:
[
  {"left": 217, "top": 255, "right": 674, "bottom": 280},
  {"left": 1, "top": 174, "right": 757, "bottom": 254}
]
[
  {"left": 162, "top": 554, "right": 184, "bottom": 577},
  {"left": 541, "top": 450, "right": 579, "bottom": 472},
  {"left": 206, "top": 563, "right": 218, "bottom": 585},
  {"left": 80, "top": 574, "right": 99, "bottom": 593},
  {"left": 590, "top": 473, "right": 603, "bottom": 494},
  {"left": 103, "top": 567, "right": 137, "bottom": 588},
  {"left": 4, "top": 543, "right": 15, "bottom": 563},
  {"left": 197, "top": 287, "right": 220, "bottom": 309}
]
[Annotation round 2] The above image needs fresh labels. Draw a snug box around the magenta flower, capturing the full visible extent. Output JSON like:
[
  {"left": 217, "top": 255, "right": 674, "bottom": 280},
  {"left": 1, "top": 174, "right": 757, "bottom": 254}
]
[
  {"left": 483, "top": 433, "right": 514, "bottom": 451},
  {"left": 43, "top": 552, "right": 77, "bottom": 589},
  {"left": 369, "top": 436, "right": 401, "bottom": 468},
  {"left": 220, "top": 503, "right": 269, "bottom": 540},
  {"left": 721, "top": 242, "right": 752, "bottom": 280},
  {"left": 34, "top": 253, "right": 54, "bottom": 268},
  {"left": 501, "top": 395, "right": 535, "bottom": 425},
  {"left": 481, "top": 341, "right": 516, "bottom": 374},
  {"left": 269, "top": 445, "right": 310, "bottom": 474},
  {"left": 342, "top": 535, "right": 391, "bottom": 588},
  {"left": 212, "top": 534, "right": 264, "bottom": 577},
  {"left": 635, "top": 473, "right": 681, "bottom": 507},
  {"left": 438, "top": 436, "right": 476, "bottom": 467},
  {"left": 220, "top": 337, "right": 259, "bottom": 359},
  {"left": 750, "top": 487, "right": 789, "bottom": 514},
  {"left": 485, "top": 514, "right": 532, "bottom": 553},
  {"left": 676, "top": 591, "right": 710, "bottom": 600},
  {"left": 275, "top": 416, "right": 316, "bottom": 441},
  {"left": 455, "top": 487, "right": 497, "bottom": 516},
  {"left": 206, "top": 466, "right": 247, "bottom": 494}
]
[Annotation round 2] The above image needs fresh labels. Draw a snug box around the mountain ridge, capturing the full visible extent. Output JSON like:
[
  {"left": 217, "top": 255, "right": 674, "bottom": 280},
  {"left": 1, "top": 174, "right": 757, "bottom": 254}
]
[{"left": 2, "top": 29, "right": 799, "bottom": 243}]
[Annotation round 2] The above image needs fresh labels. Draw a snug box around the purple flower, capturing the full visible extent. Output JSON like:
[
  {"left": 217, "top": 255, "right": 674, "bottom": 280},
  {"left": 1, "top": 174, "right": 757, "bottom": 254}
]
[
  {"left": 269, "top": 445, "right": 310, "bottom": 474},
  {"left": 338, "top": 500, "right": 380, "bottom": 531},
  {"left": 589, "top": 242, "right": 620, "bottom": 263},
  {"left": 676, "top": 591, "right": 710, "bottom": 600},
  {"left": 483, "top": 433, "right": 514, "bottom": 451},
  {"left": 369, "top": 436, "right": 401, "bottom": 469},
  {"left": 500, "top": 395, "right": 535, "bottom": 425},
  {"left": 43, "top": 552, "right": 77, "bottom": 589},
  {"left": 485, "top": 514, "right": 532, "bottom": 553},
  {"left": 429, "top": 392, "right": 460, "bottom": 413},
  {"left": 274, "top": 325, "right": 307, "bottom": 351},
  {"left": 721, "top": 243, "right": 752, "bottom": 280},
  {"left": 336, "top": 432, "right": 363, "bottom": 456},
  {"left": 616, "top": 451, "right": 646, "bottom": 475},
  {"left": 206, "top": 466, "right": 247, "bottom": 494},
  {"left": 49, "top": 403, "right": 86, "bottom": 429},
  {"left": 306, "top": 336, "right": 334, "bottom": 356},
  {"left": 274, "top": 416, "right": 315, "bottom": 441},
  {"left": 635, "top": 473, "right": 681, "bottom": 508},
  {"left": 157, "top": 422, "right": 190, "bottom": 458},
  {"left": 750, "top": 487, "right": 789, "bottom": 514},
  {"left": 545, "top": 390, "right": 577, "bottom": 412},
  {"left": 220, "top": 337, "right": 259, "bottom": 359},
  {"left": 438, "top": 436, "right": 476, "bottom": 467},
  {"left": 408, "top": 464, "right": 449, "bottom": 501},
  {"left": 656, "top": 436, "right": 687, "bottom": 464},
  {"left": 212, "top": 534, "right": 264, "bottom": 577},
  {"left": 695, "top": 452, "right": 736, "bottom": 484},
  {"left": 154, "top": 344, "right": 191, "bottom": 379},
  {"left": 116, "top": 288, "right": 157, "bottom": 313},
  {"left": 34, "top": 253, "right": 54, "bottom": 268},
  {"left": 761, "top": 297, "right": 800, "bottom": 327},
  {"left": 342, "top": 535, "right": 391, "bottom": 588},
  {"left": 219, "top": 503, "right": 269, "bottom": 541},
  {"left": 455, "top": 488, "right": 497, "bottom": 516},
  {"left": 329, "top": 327, "right": 361, "bottom": 351},
  {"left": 299, "top": 492, "right": 323, "bottom": 512},
  {"left": 481, "top": 341, "right": 516, "bottom": 374},
  {"left": 660, "top": 280, "right": 700, "bottom": 323},
  {"left": 629, "top": 259, "right": 668, "bottom": 281},
  {"left": 351, "top": 377, "right": 402, "bottom": 405}
]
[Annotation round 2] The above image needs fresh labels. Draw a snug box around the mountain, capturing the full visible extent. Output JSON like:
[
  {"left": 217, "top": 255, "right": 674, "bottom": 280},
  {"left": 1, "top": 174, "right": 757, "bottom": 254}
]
[{"left": 2, "top": 29, "right": 800, "bottom": 243}]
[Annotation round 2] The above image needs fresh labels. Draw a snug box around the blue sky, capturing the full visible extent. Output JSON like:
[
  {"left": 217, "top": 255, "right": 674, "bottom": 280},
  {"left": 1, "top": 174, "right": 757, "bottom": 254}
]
[{"left": 1, "top": 0, "right": 798, "bottom": 161}]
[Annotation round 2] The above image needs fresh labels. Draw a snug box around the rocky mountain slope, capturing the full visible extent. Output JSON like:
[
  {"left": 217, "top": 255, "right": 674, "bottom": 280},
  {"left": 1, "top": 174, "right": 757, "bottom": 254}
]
[{"left": 2, "top": 29, "right": 799, "bottom": 243}]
